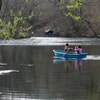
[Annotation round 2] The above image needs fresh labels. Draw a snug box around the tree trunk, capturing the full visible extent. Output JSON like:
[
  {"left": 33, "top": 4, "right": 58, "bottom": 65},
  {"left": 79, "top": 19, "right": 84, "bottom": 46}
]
[
  {"left": 83, "top": 19, "right": 98, "bottom": 37},
  {"left": 0, "top": 0, "right": 2, "bottom": 10}
]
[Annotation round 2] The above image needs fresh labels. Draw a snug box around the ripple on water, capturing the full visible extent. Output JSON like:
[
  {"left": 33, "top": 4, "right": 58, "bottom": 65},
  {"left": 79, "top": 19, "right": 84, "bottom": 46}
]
[
  {"left": 85, "top": 55, "right": 100, "bottom": 60},
  {"left": 0, "top": 70, "right": 19, "bottom": 75}
]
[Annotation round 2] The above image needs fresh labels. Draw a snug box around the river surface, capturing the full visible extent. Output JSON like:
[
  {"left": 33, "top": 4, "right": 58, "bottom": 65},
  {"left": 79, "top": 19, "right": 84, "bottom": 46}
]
[
  {"left": 0, "top": 37, "right": 100, "bottom": 46},
  {"left": 0, "top": 37, "right": 100, "bottom": 100}
]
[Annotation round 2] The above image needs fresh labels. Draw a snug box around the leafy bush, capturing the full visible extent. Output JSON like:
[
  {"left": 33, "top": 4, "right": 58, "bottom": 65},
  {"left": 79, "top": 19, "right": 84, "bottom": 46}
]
[{"left": 0, "top": 0, "right": 35, "bottom": 39}]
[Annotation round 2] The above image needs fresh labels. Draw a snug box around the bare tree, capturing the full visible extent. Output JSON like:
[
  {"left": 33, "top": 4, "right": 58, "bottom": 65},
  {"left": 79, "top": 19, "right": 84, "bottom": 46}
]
[
  {"left": 0, "top": 0, "right": 2, "bottom": 10},
  {"left": 59, "top": 0, "right": 100, "bottom": 37}
]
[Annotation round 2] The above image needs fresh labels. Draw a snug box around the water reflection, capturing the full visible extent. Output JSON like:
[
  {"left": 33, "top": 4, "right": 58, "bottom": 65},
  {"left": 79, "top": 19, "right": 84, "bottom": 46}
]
[
  {"left": 53, "top": 57, "right": 83, "bottom": 70},
  {"left": 0, "top": 46, "right": 100, "bottom": 99},
  {"left": 0, "top": 70, "right": 19, "bottom": 75},
  {"left": 53, "top": 54, "right": 100, "bottom": 70},
  {"left": 86, "top": 55, "right": 100, "bottom": 60},
  {"left": 74, "top": 59, "right": 82, "bottom": 70},
  {"left": 0, "top": 37, "right": 100, "bottom": 46}
]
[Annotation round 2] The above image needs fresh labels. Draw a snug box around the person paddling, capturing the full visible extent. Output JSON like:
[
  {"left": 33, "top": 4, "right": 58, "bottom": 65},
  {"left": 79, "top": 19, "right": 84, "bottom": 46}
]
[
  {"left": 64, "top": 43, "right": 69, "bottom": 52},
  {"left": 64, "top": 43, "right": 74, "bottom": 53}
]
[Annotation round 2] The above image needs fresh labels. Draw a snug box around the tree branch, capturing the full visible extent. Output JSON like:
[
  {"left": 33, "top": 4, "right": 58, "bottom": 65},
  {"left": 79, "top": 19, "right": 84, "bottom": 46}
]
[{"left": 0, "top": 0, "right": 2, "bottom": 10}]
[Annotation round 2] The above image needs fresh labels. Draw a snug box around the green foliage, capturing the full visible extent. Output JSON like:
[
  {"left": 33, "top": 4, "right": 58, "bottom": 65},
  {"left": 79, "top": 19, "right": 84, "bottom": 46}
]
[
  {"left": 0, "top": 0, "right": 36, "bottom": 39},
  {"left": 28, "top": 11, "right": 35, "bottom": 20},
  {"left": 66, "top": 0, "right": 83, "bottom": 21},
  {"left": 66, "top": 12, "right": 81, "bottom": 21},
  {"left": 0, "top": 9, "right": 35, "bottom": 39},
  {"left": 25, "top": 0, "right": 30, "bottom": 4},
  {"left": 60, "top": 0, "right": 85, "bottom": 21},
  {"left": 66, "top": 1, "right": 82, "bottom": 10}
]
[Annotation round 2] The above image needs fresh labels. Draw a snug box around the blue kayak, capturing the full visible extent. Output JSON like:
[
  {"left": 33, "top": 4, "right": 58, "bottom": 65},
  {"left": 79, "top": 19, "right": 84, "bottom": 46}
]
[{"left": 53, "top": 50, "right": 87, "bottom": 59}]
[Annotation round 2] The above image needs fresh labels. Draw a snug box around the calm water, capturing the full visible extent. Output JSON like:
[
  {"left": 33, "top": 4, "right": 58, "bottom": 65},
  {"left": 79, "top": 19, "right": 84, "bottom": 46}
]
[{"left": 0, "top": 44, "right": 100, "bottom": 100}]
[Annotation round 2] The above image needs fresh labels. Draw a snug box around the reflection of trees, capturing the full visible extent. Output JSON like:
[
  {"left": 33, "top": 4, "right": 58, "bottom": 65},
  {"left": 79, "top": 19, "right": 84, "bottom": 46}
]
[
  {"left": 0, "top": 46, "right": 100, "bottom": 99},
  {"left": 0, "top": 46, "right": 35, "bottom": 65},
  {"left": 0, "top": 46, "right": 37, "bottom": 94},
  {"left": 0, "top": 46, "right": 55, "bottom": 99}
]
